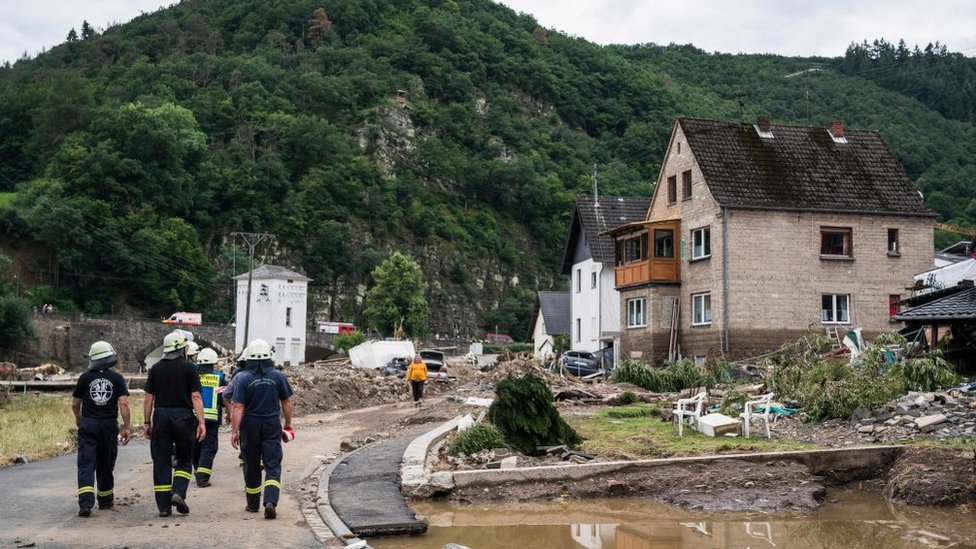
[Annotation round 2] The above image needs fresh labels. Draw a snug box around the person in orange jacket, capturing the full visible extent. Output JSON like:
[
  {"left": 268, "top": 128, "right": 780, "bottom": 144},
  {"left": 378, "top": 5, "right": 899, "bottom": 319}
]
[{"left": 405, "top": 355, "right": 428, "bottom": 408}]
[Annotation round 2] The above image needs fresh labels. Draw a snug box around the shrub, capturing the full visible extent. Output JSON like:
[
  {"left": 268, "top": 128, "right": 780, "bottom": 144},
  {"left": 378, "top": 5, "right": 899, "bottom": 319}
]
[
  {"left": 606, "top": 405, "right": 658, "bottom": 419},
  {"left": 618, "top": 390, "right": 638, "bottom": 405},
  {"left": 891, "top": 354, "right": 959, "bottom": 392},
  {"left": 449, "top": 421, "right": 507, "bottom": 456},
  {"left": 487, "top": 373, "right": 581, "bottom": 455},
  {"left": 334, "top": 332, "right": 366, "bottom": 353},
  {"left": 718, "top": 385, "right": 746, "bottom": 416},
  {"left": 610, "top": 358, "right": 714, "bottom": 392}
]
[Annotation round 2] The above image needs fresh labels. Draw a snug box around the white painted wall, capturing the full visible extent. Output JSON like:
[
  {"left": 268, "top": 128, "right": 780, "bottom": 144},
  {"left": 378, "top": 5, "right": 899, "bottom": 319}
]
[
  {"left": 531, "top": 310, "right": 555, "bottom": 359},
  {"left": 235, "top": 274, "right": 308, "bottom": 366},
  {"left": 571, "top": 258, "right": 602, "bottom": 352}
]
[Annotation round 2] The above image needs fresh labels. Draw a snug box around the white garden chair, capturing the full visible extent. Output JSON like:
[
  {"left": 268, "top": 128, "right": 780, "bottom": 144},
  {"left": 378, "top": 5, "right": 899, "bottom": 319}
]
[
  {"left": 672, "top": 390, "right": 707, "bottom": 437},
  {"left": 741, "top": 393, "right": 774, "bottom": 439}
]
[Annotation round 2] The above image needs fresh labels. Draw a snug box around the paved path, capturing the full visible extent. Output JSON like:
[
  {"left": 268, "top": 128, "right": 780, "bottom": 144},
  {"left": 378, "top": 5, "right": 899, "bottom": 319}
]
[
  {"left": 329, "top": 434, "right": 428, "bottom": 537},
  {"left": 0, "top": 403, "right": 420, "bottom": 548}
]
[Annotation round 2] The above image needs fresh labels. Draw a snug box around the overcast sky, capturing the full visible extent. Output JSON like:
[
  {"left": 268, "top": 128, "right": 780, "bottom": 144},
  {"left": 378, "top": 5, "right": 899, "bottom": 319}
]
[{"left": 2, "top": 0, "right": 974, "bottom": 65}]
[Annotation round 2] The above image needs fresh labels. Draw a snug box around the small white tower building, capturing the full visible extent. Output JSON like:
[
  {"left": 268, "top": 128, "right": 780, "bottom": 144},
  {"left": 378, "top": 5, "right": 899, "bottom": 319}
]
[{"left": 234, "top": 265, "right": 311, "bottom": 366}]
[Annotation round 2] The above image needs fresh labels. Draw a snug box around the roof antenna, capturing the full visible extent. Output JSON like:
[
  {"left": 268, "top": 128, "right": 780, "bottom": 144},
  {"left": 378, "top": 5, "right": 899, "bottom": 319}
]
[
  {"left": 592, "top": 163, "right": 599, "bottom": 207},
  {"left": 733, "top": 91, "right": 747, "bottom": 122}
]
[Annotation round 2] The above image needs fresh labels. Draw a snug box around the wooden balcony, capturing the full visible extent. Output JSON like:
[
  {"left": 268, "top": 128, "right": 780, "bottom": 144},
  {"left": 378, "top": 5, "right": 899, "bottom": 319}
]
[{"left": 610, "top": 220, "right": 681, "bottom": 288}]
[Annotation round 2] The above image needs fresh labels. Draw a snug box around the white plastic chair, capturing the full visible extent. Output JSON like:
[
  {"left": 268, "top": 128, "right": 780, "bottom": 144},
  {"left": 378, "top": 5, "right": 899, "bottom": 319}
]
[
  {"left": 672, "top": 390, "right": 707, "bottom": 437},
  {"left": 741, "top": 393, "right": 774, "bottom": 439}
]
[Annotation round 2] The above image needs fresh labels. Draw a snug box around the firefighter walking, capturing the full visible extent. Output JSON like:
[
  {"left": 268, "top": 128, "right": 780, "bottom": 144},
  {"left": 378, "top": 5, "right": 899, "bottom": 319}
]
[
  {"left": 230, "top": 339, "right": 294, "bottom": 519},
  {"left": 192, "top": 348, "right": 225, "bottom": 487},
  {"left": 71, "top": 341, "right": 132, "bottom": 517},
  {"left": 144, "top": 331, "right": 206, "bottom": 517}
]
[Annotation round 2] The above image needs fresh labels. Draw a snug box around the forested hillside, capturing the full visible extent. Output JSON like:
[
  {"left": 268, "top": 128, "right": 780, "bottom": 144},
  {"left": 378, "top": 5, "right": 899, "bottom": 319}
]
[{"left": 0, "top": 0, "right": 973, "bottom": 337}]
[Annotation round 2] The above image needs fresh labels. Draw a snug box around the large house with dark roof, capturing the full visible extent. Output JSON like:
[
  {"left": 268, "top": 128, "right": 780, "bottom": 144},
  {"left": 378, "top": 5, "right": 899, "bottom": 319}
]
[
  {"left": 606, "top": 117, "right": 935, "bottom": 364},
  {"left": 562, "top": 195, "right": 651, "bottom": 357}
]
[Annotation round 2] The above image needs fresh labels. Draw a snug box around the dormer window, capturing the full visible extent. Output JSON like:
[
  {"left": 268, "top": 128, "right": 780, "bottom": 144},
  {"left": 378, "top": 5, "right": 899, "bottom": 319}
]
[{"left": 754, "top": 116, "right": 774, "bottom": 139}]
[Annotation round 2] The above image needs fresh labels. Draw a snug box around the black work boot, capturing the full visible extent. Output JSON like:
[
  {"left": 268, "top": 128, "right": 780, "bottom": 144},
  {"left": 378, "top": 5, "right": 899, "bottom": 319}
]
[
  {"left": 78, "top": 508, "right": 92, "bottom": 518},
  {"left": 171, "top": 493, "right": 190, "bottom": 515},
  {"left": 264, "top": 503, "right": 277, "bottom": 520}
]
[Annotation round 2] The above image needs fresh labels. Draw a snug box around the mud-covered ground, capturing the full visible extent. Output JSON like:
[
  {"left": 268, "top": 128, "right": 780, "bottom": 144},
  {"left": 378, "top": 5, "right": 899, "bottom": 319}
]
[{"left": 445, "top": 458, "right": 828, "bottom": 512}]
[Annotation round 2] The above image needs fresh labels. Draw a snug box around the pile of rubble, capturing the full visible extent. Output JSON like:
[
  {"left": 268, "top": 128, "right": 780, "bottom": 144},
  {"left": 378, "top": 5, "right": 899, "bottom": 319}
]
[
  {"left": 850, "top": 389, "right": 976, "bottom": 443},
  {"left": 284, "top": 361, "right": 461, "bottom": 414}
]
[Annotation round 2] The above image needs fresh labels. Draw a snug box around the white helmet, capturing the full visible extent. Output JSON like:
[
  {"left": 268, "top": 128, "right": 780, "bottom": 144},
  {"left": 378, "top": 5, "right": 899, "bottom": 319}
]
[
  {"left": 185, "top": 341, "right": 200, "bottom": 357},
  {"left": 197, "top": 348, "right": 219, "bottom": 365},
  {"left": 245, "top": 339, "right": 272, "bottom": 360},
  {"left": 162, "top": 331, "right": 188, "bottom": 353},
  {"left": 88, "top": 341, "right": 118, "bottom": 370}
]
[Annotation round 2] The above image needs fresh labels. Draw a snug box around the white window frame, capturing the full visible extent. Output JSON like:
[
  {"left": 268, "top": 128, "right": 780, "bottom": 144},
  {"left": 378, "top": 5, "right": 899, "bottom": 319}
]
[
  {"left": 821, "top": 294, "right": 851, "bottom": 324},
  {"left": 576, "top": 268, "right": 581, "bottom": 293},
  {"left": 590, "top": 270, "right": 597, "bottom": 289},
  {"left": 590, "top": 317, "right": 598, "bottom": 341},
  {"left": 286, "top": 307, "right": 292, "bottom": 327},
  {"left": 626, "top": 298, "right": 646, "bottom": 328},
  {"left": 691, "top": 227, "right": 711, "bottom": 260},
  {"left": 692, "top": 292, "right": 712, "bottom": 326},
  {"left": 575, "top": 318, "right": 581, "bottom": 341}
]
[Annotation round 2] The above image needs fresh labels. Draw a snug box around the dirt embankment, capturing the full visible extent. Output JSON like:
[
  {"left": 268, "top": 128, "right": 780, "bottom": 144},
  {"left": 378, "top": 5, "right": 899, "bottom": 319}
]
[
  {"left": 885, "top": 446, "right": 976, "bottom": 507},
  {"left": 447, "top": 459, "right": 827, "bottom": 512}
]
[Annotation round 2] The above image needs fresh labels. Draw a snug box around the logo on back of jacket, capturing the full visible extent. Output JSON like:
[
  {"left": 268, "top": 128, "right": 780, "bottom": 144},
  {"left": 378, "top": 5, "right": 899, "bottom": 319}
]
[{"left": 90, "top": 378, "right": 113, "bottom": 405}]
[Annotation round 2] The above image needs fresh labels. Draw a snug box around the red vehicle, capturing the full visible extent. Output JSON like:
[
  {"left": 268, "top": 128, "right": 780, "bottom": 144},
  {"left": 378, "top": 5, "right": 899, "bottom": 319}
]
[
  {"left": 317, "top": 321, "right": 358, "bottom": 335},
  {"left": 485, "top": 332, "right": 514, "bottom": 344}
]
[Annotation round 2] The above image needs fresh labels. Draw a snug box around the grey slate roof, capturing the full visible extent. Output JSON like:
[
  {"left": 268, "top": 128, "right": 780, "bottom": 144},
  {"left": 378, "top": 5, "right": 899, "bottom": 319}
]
[
  {"left": 894, "top": 287, "right": 976, "bottom": 321},
  {"left": 678, "top": 118, "right": 934, "bottom": 216},
  {"left": 561, "top": 195, "right": 650, "bottom": 274},
  {"left": 538, "top": 291, "right": 570, "bottom": 335},
  {"left": 233, "top": 264, "right": 311, "bottom": 281}
]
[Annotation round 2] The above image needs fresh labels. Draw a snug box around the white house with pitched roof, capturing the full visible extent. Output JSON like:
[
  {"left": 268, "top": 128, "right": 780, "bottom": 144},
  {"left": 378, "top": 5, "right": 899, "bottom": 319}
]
[{"left": 234, "top": 265, "right": 311, "bottom": 366}]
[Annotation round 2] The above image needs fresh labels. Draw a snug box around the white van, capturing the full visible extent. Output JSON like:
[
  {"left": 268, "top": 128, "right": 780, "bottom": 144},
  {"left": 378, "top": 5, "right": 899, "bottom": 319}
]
[{"left": 162, "top": 312, "right": 202, "bottom": 325}]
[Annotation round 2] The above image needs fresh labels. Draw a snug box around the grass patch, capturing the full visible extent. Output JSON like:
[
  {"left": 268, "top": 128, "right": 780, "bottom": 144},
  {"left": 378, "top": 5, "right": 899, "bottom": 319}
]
[
  {"left": 0, "top": 192, "right": 15, "bottom": 207},
  {"left": 564, "top": 404, "right": 813, "bottom": 460},
  {"left": 0, "top": 392, "right": 144, "bottom": 466}
]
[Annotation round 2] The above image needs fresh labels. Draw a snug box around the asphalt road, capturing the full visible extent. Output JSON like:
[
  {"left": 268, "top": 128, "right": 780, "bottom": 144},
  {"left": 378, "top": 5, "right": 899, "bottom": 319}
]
[{"left": 0, "top": 404, "right": 417, "bottom": 549}]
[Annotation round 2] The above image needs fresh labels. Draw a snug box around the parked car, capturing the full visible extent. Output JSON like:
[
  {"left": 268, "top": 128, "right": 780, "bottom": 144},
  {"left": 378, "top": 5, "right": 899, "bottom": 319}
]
[
  {"left": 485, "top": 332, "right": 514, "bottom": 344},
  {"left": 420, "top": 349, "right": 449, "bottom": 382},
  {"left": 162, "top": 312, "right": 202, "bottom": 325},
  {"left": 558, "top": 350, "right": 601, "bottom": 377},
  {"left": 379, "top": 350, "right": 449, "bottom": 382}
]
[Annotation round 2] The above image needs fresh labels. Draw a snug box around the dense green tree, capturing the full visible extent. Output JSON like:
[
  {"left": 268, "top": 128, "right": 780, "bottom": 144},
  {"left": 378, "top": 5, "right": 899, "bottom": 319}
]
[{"left": 363, "top": 252, "right": 429, "bottom": 337}]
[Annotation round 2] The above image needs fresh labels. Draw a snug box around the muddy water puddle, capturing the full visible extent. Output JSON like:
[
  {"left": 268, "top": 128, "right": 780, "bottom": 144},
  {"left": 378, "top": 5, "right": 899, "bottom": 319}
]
[{"left": 372, "top": 490, "right": 976, "bottom": 548}]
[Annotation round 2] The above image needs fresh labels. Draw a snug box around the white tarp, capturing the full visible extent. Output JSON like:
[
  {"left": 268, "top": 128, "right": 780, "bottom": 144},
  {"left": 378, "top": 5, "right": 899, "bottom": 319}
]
[
  {"left": 348, "top": 340, "right": 415, "bottom": 369},
  {"left": 914, "top": 258, "right": 976, "bottom": 294}
]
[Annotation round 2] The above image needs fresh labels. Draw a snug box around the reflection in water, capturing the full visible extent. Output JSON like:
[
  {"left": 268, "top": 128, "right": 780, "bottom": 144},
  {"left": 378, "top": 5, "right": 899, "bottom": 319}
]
[{"left": 370, "top": 490, "right": 975, "bottom": 549}]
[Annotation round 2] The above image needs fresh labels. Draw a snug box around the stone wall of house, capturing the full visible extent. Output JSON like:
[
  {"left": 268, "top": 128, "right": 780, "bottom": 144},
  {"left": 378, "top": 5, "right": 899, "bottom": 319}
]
[
  {"left": 722, "top": 209, "right": 933, "bottom": 357},
  {"left": 618, "top": 285, "right": 680, "bottom": 364}
]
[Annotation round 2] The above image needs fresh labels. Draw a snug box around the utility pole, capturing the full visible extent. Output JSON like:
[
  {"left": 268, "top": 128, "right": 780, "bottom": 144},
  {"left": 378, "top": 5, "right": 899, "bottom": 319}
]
[
  {"left": 231, "top": 232, "right": 274, "bottom": 348},
  {"left": 733, "top": 91, "right": 747, "bottom": 122}
]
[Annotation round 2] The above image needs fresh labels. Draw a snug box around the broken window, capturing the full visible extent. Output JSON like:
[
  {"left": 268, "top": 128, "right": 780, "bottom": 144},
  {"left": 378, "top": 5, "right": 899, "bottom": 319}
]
[
  {"left": 691, "top": 227, "right": 711, "bottom": 260},
  {"left": 820, "top": 227, "right": 852, "bottom": 257},
  {"left": 654, "top": 229, "right": 674, "bottom": 258},
  {"left": 821, "top": 294, "right": 850, "bottom": 324},
  {"left": 667, "top": 176, "right": 677, "bottom": 203},
  {"left": 682, "top": 170, "right": 692, "bottom": 200},
  {"left": 627, "top": 298, "right": 646, "bottom": 328},
  {"left": 888, "top": 228, "right": 900, "bottom": 256},
  {"left": 692, "top": 293, "right": 711, "bottom": 325}
]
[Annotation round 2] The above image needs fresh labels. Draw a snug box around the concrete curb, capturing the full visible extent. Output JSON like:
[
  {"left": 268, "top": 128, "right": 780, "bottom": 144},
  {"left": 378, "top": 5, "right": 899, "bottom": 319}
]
[
  {"left": 450, "top": 445, "right": 905, "bottom": 489},
  {"left": 314, "top": 443, "right": 375, "bottom": 548},
  {"left": 401, "top": 415, "right": 466, "bottom": 498}
]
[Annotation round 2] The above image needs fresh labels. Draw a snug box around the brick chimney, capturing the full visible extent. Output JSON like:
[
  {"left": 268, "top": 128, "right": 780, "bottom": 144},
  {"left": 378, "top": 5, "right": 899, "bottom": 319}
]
[
  {"left": 756, "top": 116, "right": 771, "bottom": 133},
  {"left": 830, "top": 120, "right": 844, "bottom": 138}
]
